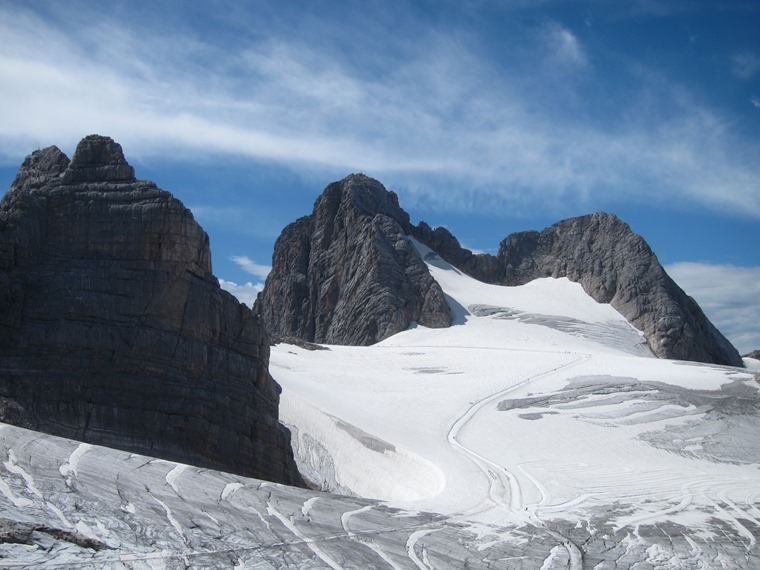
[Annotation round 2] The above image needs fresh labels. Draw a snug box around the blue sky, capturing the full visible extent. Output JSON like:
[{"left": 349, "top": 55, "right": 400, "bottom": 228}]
[{"left": 1, "top": 0, "right": 758, "bottom": 353}]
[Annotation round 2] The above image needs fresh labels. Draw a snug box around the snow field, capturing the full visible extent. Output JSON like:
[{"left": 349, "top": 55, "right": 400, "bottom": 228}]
[{"left": 271, "top": 239, "right": 759, "bottom": 559}]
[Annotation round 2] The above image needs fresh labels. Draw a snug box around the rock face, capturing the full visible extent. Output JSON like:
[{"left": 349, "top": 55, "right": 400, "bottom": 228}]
[
  {"left": 414, "top": 213, "right": 742, "bottom": 366},
  {"left": 255, "top": 174, "right": 450, "bottom": 345},
  {"left": 0, "top": 135, "right": 302, "bottom": 486}
]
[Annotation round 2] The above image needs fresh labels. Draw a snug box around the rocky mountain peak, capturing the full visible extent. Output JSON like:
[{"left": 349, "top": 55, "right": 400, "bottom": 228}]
[
  {"left": 315, "top": 173, "right": 412, "bottom": 231},
  {"left": 62, "top": 134, "right": 136, "bottom": 184},
  {"left": 7, "top": 145, "right": 70, "bottom": 195},
  {"left": 255, "top": 174, "right": 449, "bottom": 345}
]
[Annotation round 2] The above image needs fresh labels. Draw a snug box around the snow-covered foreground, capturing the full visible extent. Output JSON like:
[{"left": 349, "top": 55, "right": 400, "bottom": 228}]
[
  {"left": 1, "top": 243, "right": 759, "bottom": 568},
  {"left": 273, "top": 242, "right": 760, "bottom": 567}
]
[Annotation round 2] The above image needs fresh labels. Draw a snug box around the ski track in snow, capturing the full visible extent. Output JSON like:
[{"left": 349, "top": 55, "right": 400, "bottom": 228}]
[
  {"left": 444, "top": 351, "right": 589, "bottom": 566},
  {"left": 272, "top": 245, "right": 760, "bottom": 564}
]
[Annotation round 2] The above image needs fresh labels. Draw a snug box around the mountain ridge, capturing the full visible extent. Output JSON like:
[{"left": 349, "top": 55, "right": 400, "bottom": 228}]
[
  {"left": 0, "top": 140, "right": 757, "bottom": 568},
  {"left": 260, "top": 173, "right": 742, "bottom": 367}
]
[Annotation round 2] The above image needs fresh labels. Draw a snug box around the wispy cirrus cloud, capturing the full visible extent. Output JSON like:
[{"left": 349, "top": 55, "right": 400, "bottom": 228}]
[
  {"left": 666, "top": 262, "right": 760, "bottom": 355},
  {"left": 1, "top": 2, "right": 759, "bottom": 220}
]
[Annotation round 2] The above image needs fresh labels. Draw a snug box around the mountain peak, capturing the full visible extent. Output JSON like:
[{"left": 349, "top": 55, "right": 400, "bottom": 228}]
[
  {"left": 420, "top": 210, "right": 742, "bottom": 366},
  {"left": 62, "top": 134, "right": 136, "bottom": 184},
  {"left": 316, "top": 173, "right": 412, "bottom": 231},
  {"left": 0, "top": 136, "right": 302, "bottom": 485},
  {"left": 255, "top": 175, "right": 449, "bottom": 345}
]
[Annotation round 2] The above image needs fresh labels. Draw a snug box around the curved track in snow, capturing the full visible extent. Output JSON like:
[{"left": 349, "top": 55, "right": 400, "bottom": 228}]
[{"left": 446, "top": 352, "right": 590, "bottom": 568}]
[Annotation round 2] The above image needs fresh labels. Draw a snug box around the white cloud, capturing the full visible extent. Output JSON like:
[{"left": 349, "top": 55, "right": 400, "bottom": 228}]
[
  {"left": 1, "top": 3, "right": 759, "bottom": 221},
  {"left": 665, "top": 262, "right": 760, "bottom": 355},
  {"left": 230, "top": 256, "right": 271, "bottom": 280},
  {"left": 752, "top": 97, "right": 760, "bottom": 109},
  {"left": 218, "top": 279, "right": 263, "bottom": 308}
]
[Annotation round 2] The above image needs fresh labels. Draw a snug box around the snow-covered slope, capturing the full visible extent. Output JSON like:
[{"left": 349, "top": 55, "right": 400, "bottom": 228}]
[
  {"left": 272, "top": 240, "right": 760, "bottom": 566},
  {"left": 2, "top": 239, "right": 758, "bottom": 568}
]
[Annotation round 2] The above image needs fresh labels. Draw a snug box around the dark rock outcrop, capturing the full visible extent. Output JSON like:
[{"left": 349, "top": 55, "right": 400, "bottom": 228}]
[
  {"left": 0, "top": 135, "right": 302, "bottom": 486},
  {"left": 413, "top": 221, "right": 500, "bottom": 279},
  {"left": 744, "top": 350, "right": 760, "bottom": 360},
  {"left": 255, "top": 174, "right": 450, "bottom": 345},
  {"left": 414, "top": 213, "right": 742, "bottom": 366}
]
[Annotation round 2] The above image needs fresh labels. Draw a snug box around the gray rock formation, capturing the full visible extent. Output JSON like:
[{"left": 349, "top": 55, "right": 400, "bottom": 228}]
[
  {"left": 255, "top": 174, "right": 450, "bottom": 345},
  {"left": 744, "top": 350, "right": 760, "bottom": 360},
  {"left": 414, "top": 213, "right": 742, "bottom": 366},
  {"left": 0, "top": 135, "right": 303, "bottom": 486},
  {"left": 414, "top": 221, "right": 500, "bottom": 279}
]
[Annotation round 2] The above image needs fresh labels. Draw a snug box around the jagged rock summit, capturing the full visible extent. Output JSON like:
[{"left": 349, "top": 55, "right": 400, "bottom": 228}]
[
  {"left": 255, "top": 174, "right": 451, "bottom": 345},
  {"left": 260, "top": 174, "right": 742, "bottom": 367},
  {"left": 0, "top": 135, "right": 302, "bottom": 486}
]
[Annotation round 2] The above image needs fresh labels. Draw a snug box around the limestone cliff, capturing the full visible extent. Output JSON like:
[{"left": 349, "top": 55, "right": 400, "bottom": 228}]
[
  {"left": 255, "top": 174, "right": 450, "bottom": 345},
  {"left": 0, "top": 135, "right": 303, "bottom": 485}
]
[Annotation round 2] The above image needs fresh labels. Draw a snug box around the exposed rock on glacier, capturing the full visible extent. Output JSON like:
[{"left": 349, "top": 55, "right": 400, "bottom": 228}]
[
  {"left": 255, "top": 173, "right": 450, "bottom": 345},
  {"left": 414, "top": 213, "right": 742, "bottom": 366},
  {"left": 0, "top": 135, "right": 302, "bottom": 486}
]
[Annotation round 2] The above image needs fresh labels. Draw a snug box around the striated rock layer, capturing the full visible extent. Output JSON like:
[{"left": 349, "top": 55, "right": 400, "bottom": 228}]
[
  {"left": 255, "top": 174, "right": 450, "bottom": 345},
  {"left": 414, "top": 213, "right": 742, "bottom": 366},
  {"left": 0, "top": 135, "right": 303, "bottom": 486}
]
